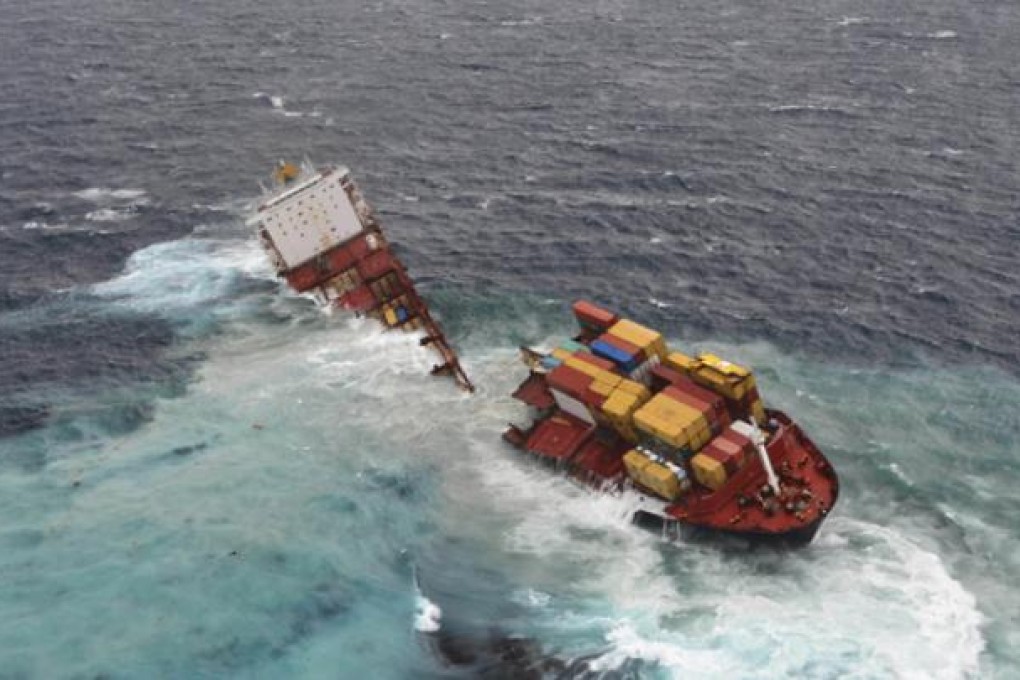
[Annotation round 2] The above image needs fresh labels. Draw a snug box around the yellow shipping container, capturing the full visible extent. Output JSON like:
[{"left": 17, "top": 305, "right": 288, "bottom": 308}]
[
  {"left": 640, "top": 460, "right": 685, "bottom": 500},
  {"left": 590, "top": 380, "right": 616, "bottom": 397},
  {"left": 690, "top": 354, "right": 756, "bottom": 400},
  {"left": 562, "top": 354, "right": 601, "bottom": 379},
  {"left": 563, "top": 356, "right": 622, "bottom": 389},
  {"left": 603, "top": 389, "right": 641, "bottom": 423},
  {"left": 665, "top": 351, "right": 697, "bottom": 375},
  {"left": 383, "top": 306, "right": 398, "bottom": 326},
  {"left": 633, "top": 394, "right": 709, "bottom": 448},
  {"left": 615, "top": 379, "right": 651, "bottom": 402},
  {"left": 699, "top": 353, "right": 750, "bottom": 377},
  {"left": 551, "top": 348, "right": 573, "bottom": 363},
  {"left": 750, "top": 398, "right": 766, "bottom": 424},
  {"left": 689, "top": 424, "right": 712, "bottom": 452},
  {"left": 624, "top": 449, "right": 684, "bottom": 500},
  {"left": 609, "top": 319, "right": 668, "bottom": 359},
  {"left": 691, "top": 365, "right": 755, "bottom": 401},
  {"left": 691, "top": 453, "right": 727, "bottom": 491},
  {"left": 623, "top": 449, "right": 650, "bottom": 477}
]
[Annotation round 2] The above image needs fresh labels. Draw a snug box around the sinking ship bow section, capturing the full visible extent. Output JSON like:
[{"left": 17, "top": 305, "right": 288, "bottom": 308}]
[
  {"left": 247, "top": 163, "right": 473, "bottom": 391},
  {"left": 505, "top": 301, "right": 839, "bottom": 547}
]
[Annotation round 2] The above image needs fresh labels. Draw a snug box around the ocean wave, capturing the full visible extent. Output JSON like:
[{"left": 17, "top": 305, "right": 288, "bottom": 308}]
[{"left": 72, "top": 188, "right": 148, "bottom": 203}]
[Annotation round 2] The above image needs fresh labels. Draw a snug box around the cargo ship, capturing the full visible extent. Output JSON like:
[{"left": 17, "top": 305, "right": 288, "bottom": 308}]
[
  {"left": 504, "top": 301, "right": 839, "bottom": 547},
  {"left": 246, "top": 161, "right": 473, "bottom": 391}
]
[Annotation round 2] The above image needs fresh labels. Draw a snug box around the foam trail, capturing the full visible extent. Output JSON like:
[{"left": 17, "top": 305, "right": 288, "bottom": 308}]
[
  {"left": 1, "top": 235, "right": 994, "bottom": 678},
  {"left": 413, "top": 567, "right": 442, "bottom": 634}
]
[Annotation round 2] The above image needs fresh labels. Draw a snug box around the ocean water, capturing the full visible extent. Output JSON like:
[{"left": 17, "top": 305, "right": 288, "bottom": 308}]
[{"left": 2, "top": 0, "right": 1019, "bottom": 678}]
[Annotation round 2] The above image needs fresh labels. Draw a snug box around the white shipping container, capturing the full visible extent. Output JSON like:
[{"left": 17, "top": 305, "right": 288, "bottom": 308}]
[{"left": 551, "top": 388, "right": 595, "bottom": 425}]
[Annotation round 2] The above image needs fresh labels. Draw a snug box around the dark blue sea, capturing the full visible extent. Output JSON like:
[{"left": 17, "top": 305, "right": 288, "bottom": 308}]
[{"left": 2, "top": 1, "right": 1018, "bottom": 677}]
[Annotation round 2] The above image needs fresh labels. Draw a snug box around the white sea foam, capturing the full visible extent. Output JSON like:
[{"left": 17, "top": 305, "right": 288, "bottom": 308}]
[
  {"left": 15, "top": 235, "right": 989, "bottom": 678},
  {"left": 86, "top": 208, "right": 134, "bottom": 222},
  {"left": 73, "top": 187, "right": 147, "bottom": 202}
]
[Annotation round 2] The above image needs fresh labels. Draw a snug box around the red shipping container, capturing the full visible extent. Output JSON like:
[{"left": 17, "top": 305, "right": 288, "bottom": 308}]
[
  {"left": 285, "top": 264, "right": 321, "bottom": 292},
  {"left": 572, "top": 300, "right": 618, "bottom": 330},
  {"left": 708, "top": 437, "right": 747, "bottom": 467},
  {"left": 581, "top": 387, "right": 608, "bottom": 409},
  {"left": 339, "top": 285, "right": 377, "bottom": 312},
  {"left": 670, "top": 377, "right": 723, "bottom": 409},
  {"left": 650, "top": 364, "right": 687, "bottom": 392},
  {"left": 357, "top": 249, "right": 395, "bottom": 280},
  {"left": 719, "top": 427, "right": 753, "bottom": 453},
  {"left": 323, "top": 242, "right": 356, "bottom": 273},
  {"left": 546, "top": 364, "right": 593, "bottom": 401},
  {"left": 664, "top": 381, "right": 730, "bottom": 427},
  {"left": 572, "top": 352, "right": 617, "bottom": 373},
  {"left": 703, "top": 445, "right": 741, "bottom": 475}
]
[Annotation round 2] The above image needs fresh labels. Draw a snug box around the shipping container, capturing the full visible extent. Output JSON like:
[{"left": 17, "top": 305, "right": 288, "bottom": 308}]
[
  {"left": 615, "top": 379, "right": 651, "bottom": 402},
  {"left": 551, "top": 388, "right": 596, "bottom": 425},
  {"left": 649, "top": 363, "right": 688, "bottom": 392},
  {"left": 540, "top": 356, "right": 563, "bottom": 371},
  {"left": 703, "top": 446, "right": 740, "bottom": 476},
  {"left": 624, "top": 449, "right": 686, "bottom": 501},
  {"left": 339, "top": 285, "right": 377, "bottom": 312},
  {"left": 357, "top": 249, "right": 395, "bottom": 281},
  {"left": 551, "top": 348, "right": 573, "bottom": 363},
  {"left": 546, "top": 364, "right": 593, "bottom": 401},
  {"left": 662, "top": 383, "right": 730, "bottom": 430},
  {"left": 633, "top": 392, "right": 709, "bottom": 449},
  {"left": 558, "top": 339, "right": 589, "bottom": 354},
  {"left": 608, "top": 319, "right": 668, "bottom": 359},
  {"left": 572, "top": 351, "right": 617, "bottom": 373},
  {"left": 664, "top": 351, "right": 697, "bottom": 375},
  {"left": 591, "top": 336, "right": 642, "bottom": 372},
  {"left": 572, "top": 300, "right": 619, "bottom": 331},
  {"left": 691, "top": 453, "right": 727, "bottom": 491}
]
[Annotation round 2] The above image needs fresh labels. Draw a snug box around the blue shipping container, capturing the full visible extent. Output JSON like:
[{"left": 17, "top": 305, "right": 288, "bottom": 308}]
[
  {"left": 591, "top": 339, "right": 641, "bottom": 372},
  {"left": 541, "top": 356, "right": 563, "bottom": 370},
  {"left": 396, "top": 306, "right": 409, "bottom": 322}
]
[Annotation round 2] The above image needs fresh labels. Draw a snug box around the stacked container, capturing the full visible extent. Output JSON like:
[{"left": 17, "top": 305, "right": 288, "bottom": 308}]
[
  {"left": 691, "top": 422, "right": 756, "bottom": 491},
  {"left": 632, "top": 390, "right": 714, "bottom": 458},
  {"left": 600, "top": 379, "right": 651, "bottom": 442},
  {"left": 664, "top": 351, "right": 766, "bottom": 425},
  {"left": 623, "top": 448, "right": 690, "bottom": 501},
  {"left": 572, "top": 300, "right": 619, "bottom": 334},
  {"left": 591, "top": 335, "right": 643, "bottom": 373},
  {"left": 608, "top": 320, "right": 668, "bottom": 360},
  {"left": 546, "top": 364, "right": 598, "bottom": 425}
]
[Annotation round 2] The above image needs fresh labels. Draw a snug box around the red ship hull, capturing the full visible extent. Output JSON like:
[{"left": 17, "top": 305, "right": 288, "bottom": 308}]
[{"left": 505, "top": 374, "right": 839, "bottom": 547}]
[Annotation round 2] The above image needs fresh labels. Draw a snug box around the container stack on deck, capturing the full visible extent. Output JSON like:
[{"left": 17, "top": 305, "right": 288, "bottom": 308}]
[
  {"left": 528, "top": 300, "right": 775, "bottom": 502},
  {"left": 508, "top": 300, "right": 838, "bottom": 546}
]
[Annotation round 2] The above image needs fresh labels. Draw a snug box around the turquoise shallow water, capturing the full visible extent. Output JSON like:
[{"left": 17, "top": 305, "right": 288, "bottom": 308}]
[{"left": 2, "top": 236, "right": 1016, "bottom": 678}]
